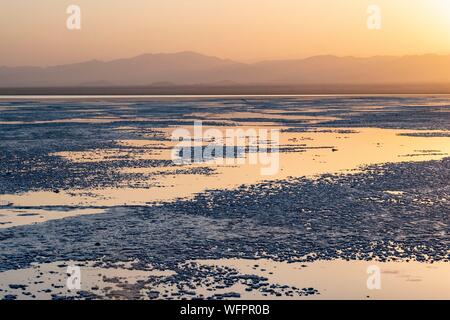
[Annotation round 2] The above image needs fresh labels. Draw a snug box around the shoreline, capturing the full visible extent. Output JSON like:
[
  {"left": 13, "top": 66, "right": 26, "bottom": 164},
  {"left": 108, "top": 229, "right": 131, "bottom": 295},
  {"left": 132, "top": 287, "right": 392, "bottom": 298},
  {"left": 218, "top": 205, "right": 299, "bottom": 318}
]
[{"left": 3, "top": 83, "right": 450, "bottom": 97}]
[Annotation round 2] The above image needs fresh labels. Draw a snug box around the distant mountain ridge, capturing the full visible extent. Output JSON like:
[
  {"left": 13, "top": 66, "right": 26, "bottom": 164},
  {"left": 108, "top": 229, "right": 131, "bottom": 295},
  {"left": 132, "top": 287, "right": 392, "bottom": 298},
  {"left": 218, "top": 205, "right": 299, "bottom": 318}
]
[{"left": 1, "top": 52, "right": 450, "bottom": 87}]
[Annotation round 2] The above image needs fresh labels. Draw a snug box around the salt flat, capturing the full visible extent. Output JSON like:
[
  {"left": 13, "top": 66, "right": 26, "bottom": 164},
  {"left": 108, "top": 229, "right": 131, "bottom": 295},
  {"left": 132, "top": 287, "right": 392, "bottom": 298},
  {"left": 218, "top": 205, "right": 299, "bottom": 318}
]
[{"left": 0, "top": 95, "right": 449, "bottom": 299}]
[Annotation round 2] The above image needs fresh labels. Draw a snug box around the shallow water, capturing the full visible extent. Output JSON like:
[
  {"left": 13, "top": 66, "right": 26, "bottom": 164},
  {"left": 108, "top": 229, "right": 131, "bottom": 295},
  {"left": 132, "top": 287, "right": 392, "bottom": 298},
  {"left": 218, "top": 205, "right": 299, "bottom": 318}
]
[
  {"left": 2, "top": 126, "right": 450, "bottom": 212},
  {"left": 196, "top": 259, "right": 450, "bottom": 300}
]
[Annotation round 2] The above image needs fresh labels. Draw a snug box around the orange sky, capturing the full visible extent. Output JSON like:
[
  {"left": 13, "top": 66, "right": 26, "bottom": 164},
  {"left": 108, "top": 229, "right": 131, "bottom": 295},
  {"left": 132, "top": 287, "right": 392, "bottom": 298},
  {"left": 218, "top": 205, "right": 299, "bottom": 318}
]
[{"left": 1, "top": 0, "right": 450, "bottom": 66}]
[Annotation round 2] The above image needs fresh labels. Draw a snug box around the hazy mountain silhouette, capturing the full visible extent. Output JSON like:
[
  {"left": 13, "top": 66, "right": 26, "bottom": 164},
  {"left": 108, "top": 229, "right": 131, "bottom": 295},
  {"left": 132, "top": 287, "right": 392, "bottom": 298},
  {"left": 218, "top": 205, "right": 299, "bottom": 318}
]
[{"left": 1, "top": 52, "right": 450, "bottom": 87}]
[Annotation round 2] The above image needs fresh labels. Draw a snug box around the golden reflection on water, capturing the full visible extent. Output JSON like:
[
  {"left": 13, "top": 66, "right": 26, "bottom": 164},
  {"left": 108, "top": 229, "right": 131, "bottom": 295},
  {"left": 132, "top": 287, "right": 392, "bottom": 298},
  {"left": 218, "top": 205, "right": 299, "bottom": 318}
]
[
  {"left": 4, "top": 125, "right": 450, "bottom": 210},
  {"left": 195, "top": 259, "right": 450, "bottom": 300}
]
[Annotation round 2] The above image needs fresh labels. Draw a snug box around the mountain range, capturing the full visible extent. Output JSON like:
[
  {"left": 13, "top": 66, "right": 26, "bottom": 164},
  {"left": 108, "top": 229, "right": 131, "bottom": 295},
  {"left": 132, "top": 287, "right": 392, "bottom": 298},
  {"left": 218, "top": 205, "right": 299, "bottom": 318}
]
[{"left": 1, "top": 51, "right": 450, "bottom": 88}]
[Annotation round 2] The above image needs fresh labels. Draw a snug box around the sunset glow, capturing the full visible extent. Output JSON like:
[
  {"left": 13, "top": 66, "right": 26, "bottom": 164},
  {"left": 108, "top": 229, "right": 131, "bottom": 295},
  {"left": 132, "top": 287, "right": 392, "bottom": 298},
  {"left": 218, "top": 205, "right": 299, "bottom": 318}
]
[{"left": 1, "top": 0, "right": 450, "bottom": 66}]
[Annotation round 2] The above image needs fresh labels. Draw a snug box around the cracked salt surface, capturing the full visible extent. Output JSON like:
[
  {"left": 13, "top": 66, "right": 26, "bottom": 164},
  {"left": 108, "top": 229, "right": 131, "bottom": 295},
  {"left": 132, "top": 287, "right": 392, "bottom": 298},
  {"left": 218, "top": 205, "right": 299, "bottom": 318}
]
[
  {"left": 0, "top": 259, "right": 317, "bottom": 300},
  {"left": 1, "top": 95, "right": 450, "bottom": 299}
]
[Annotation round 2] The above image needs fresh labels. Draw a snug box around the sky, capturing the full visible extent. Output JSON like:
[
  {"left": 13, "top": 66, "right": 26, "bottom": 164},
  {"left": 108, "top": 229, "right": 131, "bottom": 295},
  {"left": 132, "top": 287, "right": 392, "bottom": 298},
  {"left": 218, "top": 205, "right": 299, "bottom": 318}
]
[{"left": 1, "top": 0, "right": 450, "bottom": 66}]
